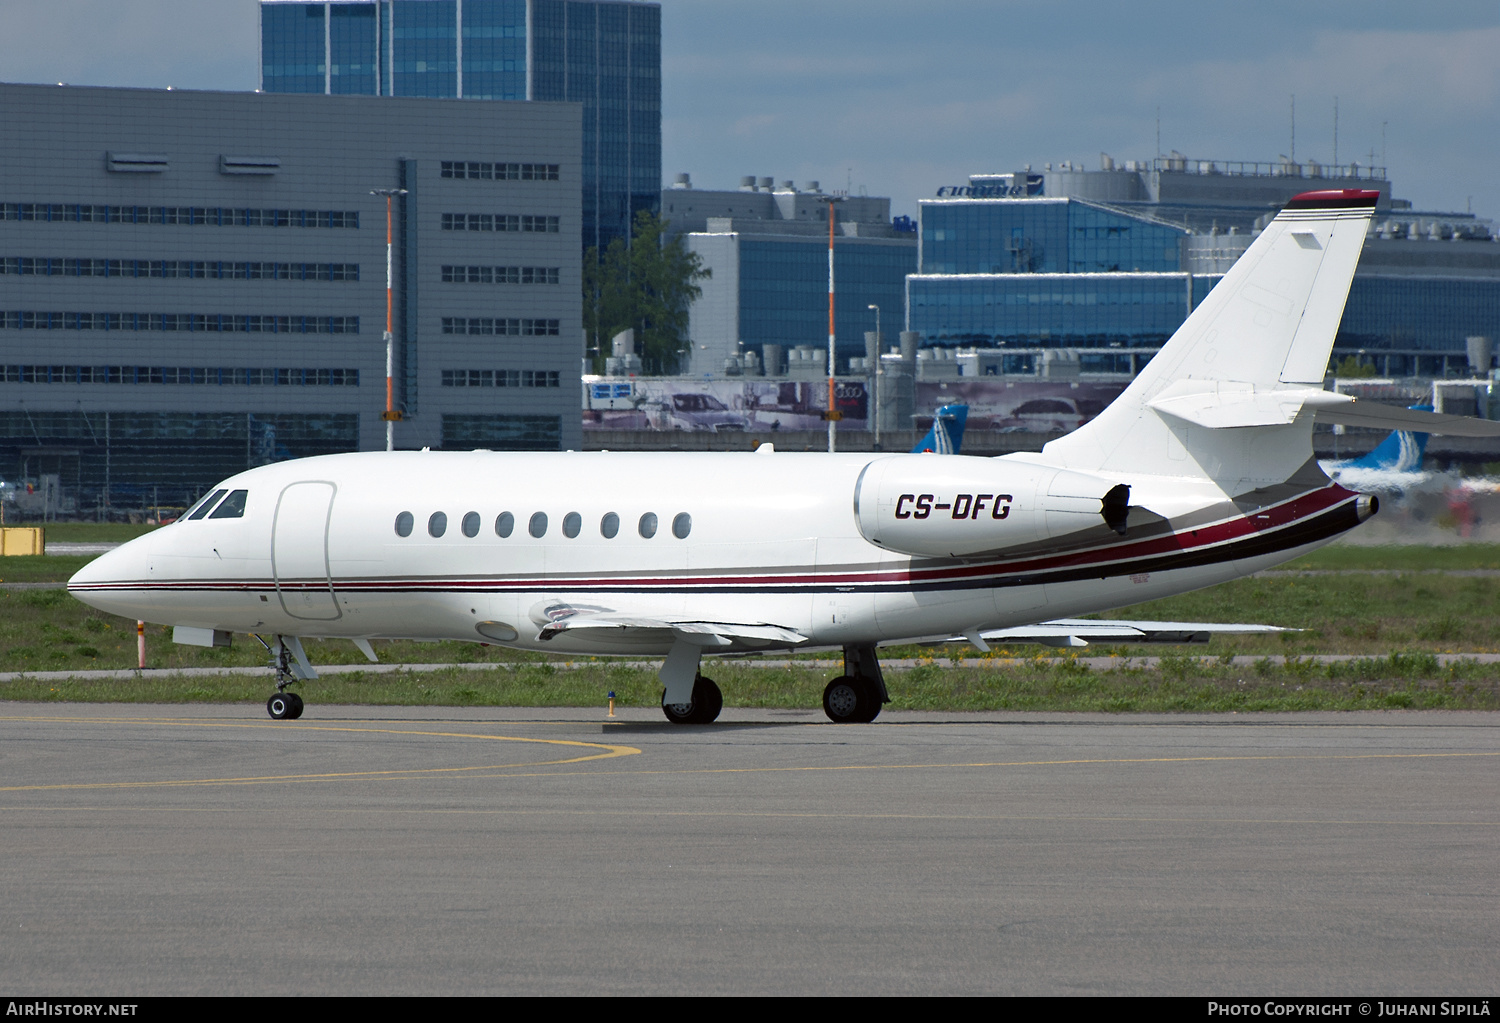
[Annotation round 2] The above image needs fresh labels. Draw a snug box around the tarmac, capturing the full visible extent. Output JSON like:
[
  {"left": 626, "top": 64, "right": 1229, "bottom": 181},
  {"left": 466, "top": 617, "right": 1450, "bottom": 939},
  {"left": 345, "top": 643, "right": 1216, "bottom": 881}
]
[{"left": 1, "top": 703, "right": 1496, "bottom": 995}]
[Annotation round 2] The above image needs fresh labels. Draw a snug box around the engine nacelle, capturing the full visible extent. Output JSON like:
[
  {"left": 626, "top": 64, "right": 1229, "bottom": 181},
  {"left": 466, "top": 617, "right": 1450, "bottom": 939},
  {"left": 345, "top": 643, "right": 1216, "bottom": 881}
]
[{"left": 853, "top": 454, "right": 1128, "bottom": 558}]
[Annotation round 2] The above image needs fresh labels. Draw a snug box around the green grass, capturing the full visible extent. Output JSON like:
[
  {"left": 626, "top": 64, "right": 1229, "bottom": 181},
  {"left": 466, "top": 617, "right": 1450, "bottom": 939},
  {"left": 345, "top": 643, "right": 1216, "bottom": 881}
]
[
  {"left": 3, "top": 655, "right": 1495, "bottom": 712},
  {"left": 1280, "top": 543, "right": 1500, "bottom": 572},
  {"left": 3, "top": 523, "right": 163, "bottom": 544},
  {"left": 0, "top": 556, "right": 94, "bottom": 584}
]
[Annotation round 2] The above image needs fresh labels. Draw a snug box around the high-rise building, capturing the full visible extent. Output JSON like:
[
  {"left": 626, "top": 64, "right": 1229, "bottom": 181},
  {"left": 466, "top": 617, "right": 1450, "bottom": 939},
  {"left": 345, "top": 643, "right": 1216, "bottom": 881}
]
[{"left": 259, "top": 0, "right": 661, "bottom": 253}]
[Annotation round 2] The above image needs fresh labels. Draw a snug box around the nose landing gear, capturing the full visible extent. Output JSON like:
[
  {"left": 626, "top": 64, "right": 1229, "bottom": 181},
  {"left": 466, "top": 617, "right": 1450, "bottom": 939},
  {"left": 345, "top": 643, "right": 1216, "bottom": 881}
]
[
  {"left": 267, "top": 691, "right": 304, "bottom": 720},
  {"left": 255, "top": 634, "right": 308, "bottom": 720}
]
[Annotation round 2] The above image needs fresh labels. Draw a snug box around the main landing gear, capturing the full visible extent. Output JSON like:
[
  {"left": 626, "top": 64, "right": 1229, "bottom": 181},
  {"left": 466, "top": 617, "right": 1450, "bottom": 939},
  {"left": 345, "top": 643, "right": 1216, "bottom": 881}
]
[
  {"left": 655, "top": 643, "right": 888, "bottom": 725},
  {"left": 255, "top": 634, "right": 306, "bottom": 720},
  {"left": 821, "top": 644, "right": 889, "bottom": 724},
  {"left": 661, "top": 673, "right": 723, "bottom": 724}
]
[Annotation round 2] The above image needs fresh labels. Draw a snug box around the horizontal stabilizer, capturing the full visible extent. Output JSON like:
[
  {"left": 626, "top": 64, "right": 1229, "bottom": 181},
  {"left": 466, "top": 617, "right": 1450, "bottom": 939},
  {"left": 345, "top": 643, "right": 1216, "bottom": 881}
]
[
  {"left": 954, "top": 619, "right": 1294, "bottom": 649},
  {"left": 1313, "top": 402, "right": 1500, "bottom": 438},
  {"left": 1148, "top": 384, "right": 1500, "bottom": 438},
  {"left": 1147, "top": 382, "right": 1345, "bottom": 429}
]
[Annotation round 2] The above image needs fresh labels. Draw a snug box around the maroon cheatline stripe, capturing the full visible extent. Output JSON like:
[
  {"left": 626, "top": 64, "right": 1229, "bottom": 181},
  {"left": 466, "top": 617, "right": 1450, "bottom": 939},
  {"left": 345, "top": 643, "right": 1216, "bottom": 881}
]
[{"left": 68, "top": 486, "right": 1358, "bottom": 598}]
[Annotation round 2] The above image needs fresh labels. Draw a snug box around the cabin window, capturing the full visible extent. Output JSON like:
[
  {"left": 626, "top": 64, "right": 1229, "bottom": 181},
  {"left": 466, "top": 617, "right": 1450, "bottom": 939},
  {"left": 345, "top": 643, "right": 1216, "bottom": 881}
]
[
  {"left": 395, "top": 511, "right": 413, "bottom": 537},
  {"left": 638, "top": 512, "right": 658, "bottom": 539},
  {"left": 600, "top": 512, "right": 619, "bottom": 539},
  {"left": 428, "top": 512, "right": 448, "bottom": 538},
  {"left": 529, "top": 512, "right": 548, "bottom": 538},
  {"left": 672, "top": 513, "right": 692, "bottom": 539},
  {"left": 187, "top": 489, "right": 227, "bottom": 520},
  {"left": 563, "top": 512, "right": 581, "bottom": 538},
  {"left": 495, "top": 512, "right": 514, "bottom": 538},
  {"left": 461, "top": 511, "right": 480, "bottom": 537},
  {"left": 208, "top": 490, "right": 248, "bottom": 519}
]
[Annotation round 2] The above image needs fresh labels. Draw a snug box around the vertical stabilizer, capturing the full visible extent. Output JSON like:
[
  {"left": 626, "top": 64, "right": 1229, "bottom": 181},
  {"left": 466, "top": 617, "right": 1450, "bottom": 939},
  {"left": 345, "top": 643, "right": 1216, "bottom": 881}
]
[
  {"left": 1041, "top": 190, "right": 1378, "bottom": 486},
  {"left": 912, "top": 404, "right": 968, "bottom": 454}
]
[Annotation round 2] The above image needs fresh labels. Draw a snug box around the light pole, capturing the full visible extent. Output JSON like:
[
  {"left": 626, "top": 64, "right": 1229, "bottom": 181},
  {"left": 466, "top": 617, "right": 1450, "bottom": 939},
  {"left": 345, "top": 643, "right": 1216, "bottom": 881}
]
[
  {"left": 867, "top": 302, "right": 881, "bottom": 449},
  {"left": 371, "top": 188, "right": 408, "bottom": 451},
  {"left": 818, "top": 193, "right": 847, "bottom": 452}
]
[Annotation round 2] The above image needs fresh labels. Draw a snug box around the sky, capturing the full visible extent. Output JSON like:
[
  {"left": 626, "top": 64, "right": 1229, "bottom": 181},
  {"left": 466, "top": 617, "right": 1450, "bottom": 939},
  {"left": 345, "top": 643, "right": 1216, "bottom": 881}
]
[{"left": 2, "top": 0, "right": 1495, "bottom": 220}]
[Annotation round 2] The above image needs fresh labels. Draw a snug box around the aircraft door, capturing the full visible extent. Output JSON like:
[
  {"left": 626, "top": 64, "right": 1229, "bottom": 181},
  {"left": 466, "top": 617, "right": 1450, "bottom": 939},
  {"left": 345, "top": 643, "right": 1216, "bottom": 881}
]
[{"left": 272, "top": 481, "right": 342, "bottom": 621}]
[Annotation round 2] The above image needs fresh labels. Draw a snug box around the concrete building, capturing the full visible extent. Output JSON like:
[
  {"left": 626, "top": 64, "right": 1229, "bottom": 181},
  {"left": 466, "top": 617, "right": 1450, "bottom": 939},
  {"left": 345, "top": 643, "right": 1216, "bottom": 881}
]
[
  {"left": 259, "top": 0, "right": 660, "bottom": 253},
  {"left": 0, "top": 83, "right": 581, "bottom": 510},
  {"left": 661, "top": 174, "right": 918, "bottom": 377}
]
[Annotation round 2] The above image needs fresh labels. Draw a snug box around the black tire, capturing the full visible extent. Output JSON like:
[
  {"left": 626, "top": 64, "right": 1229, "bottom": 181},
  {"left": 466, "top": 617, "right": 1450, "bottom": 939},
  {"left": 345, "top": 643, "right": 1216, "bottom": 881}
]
[
  {"left": 285, "top": 693, "right": 305, "bottom": 720},
  {"left": 696, "top": 676, "right": 723, "bottom": 722},
  {"left": 852, "top": 677, "right": 883, "bottom": 723},
  {"left": 267, "top": 693, "right": 293, "bottom": 720},
  {"left": 661, "top": 675, "right": 723, "bottom": 724},
  {"left": 824, "top": 676, "right": 882, "bottom": 723},
  {"left": 822, "top": 676, "right": 862, "bottom": 723}
]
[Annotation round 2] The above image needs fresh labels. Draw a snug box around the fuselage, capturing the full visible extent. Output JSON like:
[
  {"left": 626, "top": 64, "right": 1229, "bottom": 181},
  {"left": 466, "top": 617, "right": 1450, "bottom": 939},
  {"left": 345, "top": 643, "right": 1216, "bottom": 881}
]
[{"left": 68, "top": 448, "right": 1368, "bottom": 655}]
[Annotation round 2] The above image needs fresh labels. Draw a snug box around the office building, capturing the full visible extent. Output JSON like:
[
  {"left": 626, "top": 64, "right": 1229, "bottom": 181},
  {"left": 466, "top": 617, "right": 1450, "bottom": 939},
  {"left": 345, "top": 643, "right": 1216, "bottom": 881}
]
[
  {"left": 911, "top": 156, "right": 1500, "bottom": 377},
  {"left": 0, "top": 83, "right": 581, "bottom": 509},
  {"left": 259, "top": 0, "right": 661, "bottom": 253},
  {"left": 663, "top": 174, "right": 918, "bottom": 376}
]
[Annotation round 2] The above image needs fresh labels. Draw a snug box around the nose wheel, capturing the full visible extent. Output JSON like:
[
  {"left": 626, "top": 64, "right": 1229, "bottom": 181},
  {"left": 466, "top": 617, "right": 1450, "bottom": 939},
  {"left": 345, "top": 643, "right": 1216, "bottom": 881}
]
[{"left": 267, "top": 691, "right": 304, "bottom": 720}]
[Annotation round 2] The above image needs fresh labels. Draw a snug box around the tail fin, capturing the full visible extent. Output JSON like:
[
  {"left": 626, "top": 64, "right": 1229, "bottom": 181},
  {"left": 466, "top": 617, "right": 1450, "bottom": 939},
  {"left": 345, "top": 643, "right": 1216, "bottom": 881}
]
[
  {"left": 1345, "top": 405, "right": 1431, "bottom": 472},
  {"left": 912, "top": 404, "right": 968, "bottom": 454},
  {"left": 1042, "top": 189, "right": 1379, "bottom": 486}
]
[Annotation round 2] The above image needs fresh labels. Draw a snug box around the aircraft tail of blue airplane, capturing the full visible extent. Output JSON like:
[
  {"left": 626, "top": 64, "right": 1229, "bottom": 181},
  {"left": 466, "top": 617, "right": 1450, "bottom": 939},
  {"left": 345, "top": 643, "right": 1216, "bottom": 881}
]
[
  {"left": 1343, "top": 406, "right": 1431, "bottom": 472},
  {"left": 912, "top": 404, "right": 968, "bottom": 454}
]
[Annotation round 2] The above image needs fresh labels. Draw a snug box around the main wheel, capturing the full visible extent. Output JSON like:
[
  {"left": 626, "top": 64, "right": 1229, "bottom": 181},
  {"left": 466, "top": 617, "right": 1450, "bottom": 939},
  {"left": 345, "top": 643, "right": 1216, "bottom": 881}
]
[
  {"left": 285, "top": 692, "right": 305, "bottom": 720},
  {"left": 267, "top": 692, "right": 294, "bottom": 720},
  {"left": 852, "top": 677, "right": 883, "bottom": 723},
  {"left": 823, "top": 676, "right": 882, "bottom": 723},
  {"left": 661, "top": 675, "right": 723, "bottom": 724}
]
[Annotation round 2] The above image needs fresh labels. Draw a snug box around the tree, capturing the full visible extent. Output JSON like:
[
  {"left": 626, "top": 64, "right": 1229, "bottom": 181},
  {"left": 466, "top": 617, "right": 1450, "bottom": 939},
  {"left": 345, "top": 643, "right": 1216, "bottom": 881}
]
[
  {"left": 583, "top": 210, "right": 710, "bottom": 375},
  {"left": 1333, "top": 354, "right": 1377, "bottom": 379}
]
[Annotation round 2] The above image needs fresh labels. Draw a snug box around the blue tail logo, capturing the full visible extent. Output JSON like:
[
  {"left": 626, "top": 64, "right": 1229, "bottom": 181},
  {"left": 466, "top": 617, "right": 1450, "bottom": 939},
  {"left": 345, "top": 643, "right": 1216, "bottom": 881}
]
[{"left": 913, "top": 404, "right": 968, "bottom": 454}]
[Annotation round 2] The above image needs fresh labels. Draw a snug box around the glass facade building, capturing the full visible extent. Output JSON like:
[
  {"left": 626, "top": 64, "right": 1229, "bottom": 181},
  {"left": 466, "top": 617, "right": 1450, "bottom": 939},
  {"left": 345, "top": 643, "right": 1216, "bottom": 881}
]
[
  {"left": 910, "top": 272, "right": 1193, "bottom": 350},
  {"left": 260, "top": 0, "right": 660, "bottom": 251},
  {"left": 739, "top": 238, "right": 916, "bottom": 361},
  {"left": 911, "top": 195, "right": 1500, "bottom": 370},
  {"left": 921, "top": 198, "right": 1184, "bottom": 276}
]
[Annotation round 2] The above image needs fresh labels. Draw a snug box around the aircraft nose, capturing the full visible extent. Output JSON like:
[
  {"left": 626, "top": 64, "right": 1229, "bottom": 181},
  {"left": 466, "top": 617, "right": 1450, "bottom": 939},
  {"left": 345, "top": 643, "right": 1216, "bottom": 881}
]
[{"left": 67, "top": 536, "right": 152, "bottom": 617}]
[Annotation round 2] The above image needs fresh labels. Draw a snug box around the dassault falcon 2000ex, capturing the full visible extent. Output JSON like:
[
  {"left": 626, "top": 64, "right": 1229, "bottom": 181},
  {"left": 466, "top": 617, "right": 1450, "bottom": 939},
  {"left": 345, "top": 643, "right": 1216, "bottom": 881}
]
[{"left": 69, "top": 189, "right": 1500, "bottom": 723}]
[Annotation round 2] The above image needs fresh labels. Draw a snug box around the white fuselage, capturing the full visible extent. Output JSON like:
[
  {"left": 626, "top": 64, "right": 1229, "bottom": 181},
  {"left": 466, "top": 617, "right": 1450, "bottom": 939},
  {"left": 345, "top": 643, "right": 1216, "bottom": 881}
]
[{"left": 68, "top": 449, "right": 1359, "bottom": 655}]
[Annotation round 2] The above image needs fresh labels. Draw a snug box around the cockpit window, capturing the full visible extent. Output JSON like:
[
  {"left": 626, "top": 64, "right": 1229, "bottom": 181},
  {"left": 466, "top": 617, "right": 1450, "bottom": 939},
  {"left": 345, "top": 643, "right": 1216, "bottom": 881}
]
[
  {"left": 208, "top": 490, "right": 249, "bottom": 519},
  {"left": 187, "top": 489, "right": 227, "bottom": 520}
]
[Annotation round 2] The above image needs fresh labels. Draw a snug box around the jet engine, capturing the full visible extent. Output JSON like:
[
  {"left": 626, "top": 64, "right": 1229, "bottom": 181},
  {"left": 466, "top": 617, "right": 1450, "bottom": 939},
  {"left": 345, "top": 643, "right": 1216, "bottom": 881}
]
[{"left": 854, "top": 454, "right": 1129, "bottom": 558}]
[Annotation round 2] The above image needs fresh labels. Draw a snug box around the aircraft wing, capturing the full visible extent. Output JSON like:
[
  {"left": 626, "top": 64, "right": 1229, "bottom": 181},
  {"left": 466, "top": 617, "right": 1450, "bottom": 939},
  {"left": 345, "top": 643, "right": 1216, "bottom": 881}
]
[
  {"left": 952, "top": 619, "right": 1294, "bottom": 650},
  {"left": 537, "top": 612, "right": 809, "bottom": 651}
]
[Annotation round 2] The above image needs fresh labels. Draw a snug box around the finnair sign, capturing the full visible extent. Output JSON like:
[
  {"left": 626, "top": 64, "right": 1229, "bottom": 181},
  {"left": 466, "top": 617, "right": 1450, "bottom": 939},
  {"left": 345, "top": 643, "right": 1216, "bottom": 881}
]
[{"left": 935, "top": 178, "right": 1044, "bottom": 199}]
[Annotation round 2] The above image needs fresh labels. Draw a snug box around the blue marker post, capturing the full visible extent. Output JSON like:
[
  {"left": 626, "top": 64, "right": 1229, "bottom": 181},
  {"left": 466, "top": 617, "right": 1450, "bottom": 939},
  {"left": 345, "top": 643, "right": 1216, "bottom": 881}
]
[{"left": 607, "top": 691, "right": 616, "bottom": 718}]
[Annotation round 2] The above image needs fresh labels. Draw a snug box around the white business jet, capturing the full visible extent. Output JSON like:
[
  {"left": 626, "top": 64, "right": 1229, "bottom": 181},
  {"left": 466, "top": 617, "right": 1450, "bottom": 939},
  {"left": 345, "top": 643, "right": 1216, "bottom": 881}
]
[{"left": 68, "top": 189, "right": 1500, "bottom": 723}]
